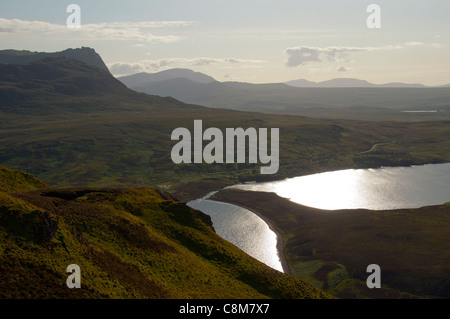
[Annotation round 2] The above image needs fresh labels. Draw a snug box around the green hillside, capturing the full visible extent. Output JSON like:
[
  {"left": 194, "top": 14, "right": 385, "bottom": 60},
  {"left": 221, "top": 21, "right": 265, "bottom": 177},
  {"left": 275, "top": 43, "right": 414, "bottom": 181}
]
[{"left": 0, "top": 164, "right": 332, "bottom": 299}]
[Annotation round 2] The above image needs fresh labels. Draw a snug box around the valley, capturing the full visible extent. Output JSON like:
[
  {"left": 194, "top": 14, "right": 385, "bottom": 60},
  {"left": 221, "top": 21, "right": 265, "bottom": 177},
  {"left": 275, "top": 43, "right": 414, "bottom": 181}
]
[{"left": 1, "top": 47, "right": 450, "bottom": 300}]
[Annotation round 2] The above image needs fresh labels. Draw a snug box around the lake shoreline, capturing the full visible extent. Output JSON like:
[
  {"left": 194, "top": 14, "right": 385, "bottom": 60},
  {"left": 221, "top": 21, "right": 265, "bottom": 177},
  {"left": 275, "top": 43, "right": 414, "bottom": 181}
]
[
  {"left": 208, "top": 195, "right": 291, "bottom": 275},
  {"left": 209, "top": 187, "right": 450, "bottom": 299}
]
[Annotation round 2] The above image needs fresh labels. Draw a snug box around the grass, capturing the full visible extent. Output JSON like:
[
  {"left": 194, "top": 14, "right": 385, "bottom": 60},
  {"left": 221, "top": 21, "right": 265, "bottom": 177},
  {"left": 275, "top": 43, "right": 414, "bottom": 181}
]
[{"left": 0, "top": 164, "right": 332, "bottom": 299}]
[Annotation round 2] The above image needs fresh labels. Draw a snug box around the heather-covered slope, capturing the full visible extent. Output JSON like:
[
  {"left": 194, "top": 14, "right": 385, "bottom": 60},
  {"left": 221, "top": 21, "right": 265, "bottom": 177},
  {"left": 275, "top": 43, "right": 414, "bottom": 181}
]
[{"left": 0, "top": 165, "right": 332, "bottom": 299}]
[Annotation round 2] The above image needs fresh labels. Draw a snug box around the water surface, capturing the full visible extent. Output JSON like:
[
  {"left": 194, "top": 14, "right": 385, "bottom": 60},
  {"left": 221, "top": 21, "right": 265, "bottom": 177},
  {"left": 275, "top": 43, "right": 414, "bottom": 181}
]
[
  {"left": 188, "top": 163, "right": 450, "bottom": 273},
  {"left": 230, "top": 164, "right": 450, "bottom": 210},
  {"left": 188, "top": 192, "right": 284, "bottom": 272}
]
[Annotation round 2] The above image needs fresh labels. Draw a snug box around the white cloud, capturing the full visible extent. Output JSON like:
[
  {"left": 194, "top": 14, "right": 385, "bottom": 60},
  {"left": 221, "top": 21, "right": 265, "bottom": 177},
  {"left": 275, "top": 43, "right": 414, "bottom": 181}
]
[
  {"left": 109, "top": 63, "right": 144, "bottom": 75},
  {"left": 284, "top": 46, "right": 365, "bottom": 67},
  {"left": 404, "top": 41, "right": 445, "bottom": 49},
  {"left": 108, "top": 57, "right": 266, "bottom": 76},
  {"left": 0, "top": 18, "right": 66, "bottom": 33},
  {"left": 404, "top": 41, "right": 425, "bottom": 47},
  {"left": 284, "top": 42, "right": 444, "bottom": 67},
  {"left": 0, "top": 18, "right": 194, "bottom": 43}
]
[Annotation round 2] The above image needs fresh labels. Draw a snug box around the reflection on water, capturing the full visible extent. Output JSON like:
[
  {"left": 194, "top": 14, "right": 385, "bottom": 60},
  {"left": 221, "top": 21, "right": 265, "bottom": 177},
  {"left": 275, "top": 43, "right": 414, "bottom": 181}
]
[
  {"left": 188, "top": 192, "right": 283, "bottom": 272},
  {"left": 187, "top": 163, "right": 450, "bottom": 274},
  {"left": 402, "top": 110, "right": 438, "bottom": 113},
  {"left": 230, "top": 164, "right": 450, "bottom": 210}
]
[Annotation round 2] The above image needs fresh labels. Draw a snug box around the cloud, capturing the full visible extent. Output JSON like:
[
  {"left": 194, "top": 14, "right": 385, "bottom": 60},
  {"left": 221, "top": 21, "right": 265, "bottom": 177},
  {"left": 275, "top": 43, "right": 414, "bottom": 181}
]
[
  {"left": 0, "top": 18, "right": 66, "bottom": 33},
  {"left": 0, "top": 18, "right": 194, "bottom": 43},
  {"left": 109, "top": 63, "right": 144, "bottom": 76},
  {"left": 284, "top": 42, "right": 445, "bottom": 67},
  {"left": 108, "top": 57, "right": 266, "bottom": 76},
  {"left": 284, "top": 46, "right": 365, "bottom": 67},
  {"left": 404, "top": 41, "right": 445, "bottom": 49},
  {"left": 337, "top": 65, "right": 348, "bottom": 72}
]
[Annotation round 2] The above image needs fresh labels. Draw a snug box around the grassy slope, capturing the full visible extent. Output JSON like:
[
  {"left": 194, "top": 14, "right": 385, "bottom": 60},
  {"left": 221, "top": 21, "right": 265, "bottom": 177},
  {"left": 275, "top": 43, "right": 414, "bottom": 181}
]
[
  {"left": 2, "top": 107, "right": 450, "bottom": 201},
  {"left": 211, "top": 189, "right": 450, "bottom": 299},
  {"left": 0, "top": 164, "right": 332, "bottom": 299}
]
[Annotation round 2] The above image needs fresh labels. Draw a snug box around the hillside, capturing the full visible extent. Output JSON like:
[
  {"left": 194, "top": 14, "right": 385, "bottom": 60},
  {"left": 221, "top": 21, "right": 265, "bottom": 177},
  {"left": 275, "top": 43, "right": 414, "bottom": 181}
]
[
  {"left": 0, "top": 56, "right": 185, "bottom": 114},
  {"left": 0, "top": 164, "right": 331, "bottom": 299}
]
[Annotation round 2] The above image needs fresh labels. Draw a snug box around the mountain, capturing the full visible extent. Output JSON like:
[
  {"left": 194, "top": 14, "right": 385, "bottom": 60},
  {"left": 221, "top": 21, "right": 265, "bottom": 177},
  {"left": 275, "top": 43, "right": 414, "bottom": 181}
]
[
  {"left": 131, "top": 77, "right": 235, "bottom": 105},
  {"left": 122, "top": 70, "right": 450, "bottom": 114},
  {"left": 0, "top": 47, "right": 110, "bottom": 73},
  {"left": 284, "top": 79, "right": 317, "bottom": 87},
  {"left": 0, "top": 55, "right": 185, "bottom": 114},
  {"left": 315, "top": 78, "right": 376, "bottom": 88},
  {"left": 286, "top": 78, "right": 427, "bottom": 88},
  {"left": 118, "top": 68, "right": 216, "bottom": 88},
  {"left": 378, "top": 82, "right": 427, "bottom": 88},
  {"left": 0, "top": 57, "right": 123, "bottom": 99},
  {"left": 0, "top": 164, "right": 331, "bottom": 299}
]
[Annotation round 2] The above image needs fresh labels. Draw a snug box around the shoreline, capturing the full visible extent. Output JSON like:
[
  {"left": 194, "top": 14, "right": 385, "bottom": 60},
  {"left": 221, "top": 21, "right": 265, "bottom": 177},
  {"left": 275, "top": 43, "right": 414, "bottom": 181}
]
[
  {"left": 194, "top": 162, "right": 450, "bottom": 277},
  {"left": 208, "top": 196, "right": 291, "bottom": 275}
]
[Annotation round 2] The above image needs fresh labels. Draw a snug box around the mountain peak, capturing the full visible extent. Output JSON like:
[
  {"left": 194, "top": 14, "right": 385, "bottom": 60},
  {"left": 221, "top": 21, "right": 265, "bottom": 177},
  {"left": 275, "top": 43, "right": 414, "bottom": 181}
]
[
  {"left": 0, "top": 47, "right": 110, "bottom": 73},
  {"left": 118, "top": 68, "right": 216, "bottom": 88}
]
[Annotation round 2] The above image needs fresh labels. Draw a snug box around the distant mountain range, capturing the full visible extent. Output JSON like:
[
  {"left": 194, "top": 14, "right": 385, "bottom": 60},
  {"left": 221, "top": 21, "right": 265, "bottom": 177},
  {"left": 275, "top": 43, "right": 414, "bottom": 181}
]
[
  {"left": 118, "top": 69, "right": 450, "bottom": 112},
  {"left": 286, "top": 78, "right": 436, "bottom": 88},
  {"left": 119, "top": 68, "right": 449, "bottom": 89}
]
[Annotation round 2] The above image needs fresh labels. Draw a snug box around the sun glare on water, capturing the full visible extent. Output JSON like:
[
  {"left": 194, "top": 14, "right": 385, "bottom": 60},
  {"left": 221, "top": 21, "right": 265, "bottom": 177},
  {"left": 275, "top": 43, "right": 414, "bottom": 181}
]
[{"left": 272, "top": 169, "right": 364, "bottom": 210}]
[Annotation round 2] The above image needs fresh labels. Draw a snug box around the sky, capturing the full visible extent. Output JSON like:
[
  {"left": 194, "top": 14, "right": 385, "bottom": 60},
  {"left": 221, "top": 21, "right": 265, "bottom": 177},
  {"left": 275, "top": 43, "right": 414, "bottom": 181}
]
[{"left": 0, "top": 0, "right": 449, "bottom": 85}]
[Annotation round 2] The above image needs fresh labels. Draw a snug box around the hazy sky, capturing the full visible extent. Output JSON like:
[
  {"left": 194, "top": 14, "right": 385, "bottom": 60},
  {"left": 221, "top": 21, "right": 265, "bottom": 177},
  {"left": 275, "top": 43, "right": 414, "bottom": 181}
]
[{"left": 1, "top": 0, "right": 449, "bottom": 85}]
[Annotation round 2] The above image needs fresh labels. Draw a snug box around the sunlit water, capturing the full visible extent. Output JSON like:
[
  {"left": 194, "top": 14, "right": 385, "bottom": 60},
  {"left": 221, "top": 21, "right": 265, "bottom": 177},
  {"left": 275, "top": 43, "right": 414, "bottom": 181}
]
[
  {"left": 188, "top": 163, "right": 450, "bottom": 273},
  {"left": 188, "top": 192, "right": 283, "bottom": 272},
  {"left": 230, "top": 164, "right": 450, "bottom": 210}
]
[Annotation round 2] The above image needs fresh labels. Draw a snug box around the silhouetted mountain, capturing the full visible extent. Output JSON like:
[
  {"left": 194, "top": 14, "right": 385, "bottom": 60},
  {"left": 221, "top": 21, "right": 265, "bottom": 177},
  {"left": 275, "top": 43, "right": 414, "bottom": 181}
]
[
  {"left": 378, "top": 82, "right": 427, "bottom": 88},
  {"left": 131, "top": 77, "right": 234, "bottom": 104},
  {"left": 284, "top": 79, "right": 317, "bottom": 87},
  {"left": 316, "top": 78, "right": 375, "bottom": 88},
  {"left": 286, "top": 77, "right": 427, "bottom": 88},
  {"left": 122, "top": 70, "right": 450, "bottom": 112},
  {"left": 0, "top": 47, "right": 110, "bottom": 73},
  {"left": 0, "top": 57, "right": 123, "bottom": 105},
  {"left": 118, "top": 68, "right": 216, "bottom": 88},
  {"left": 0, "top": 56, "right": 184, "bottom": 113}
]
